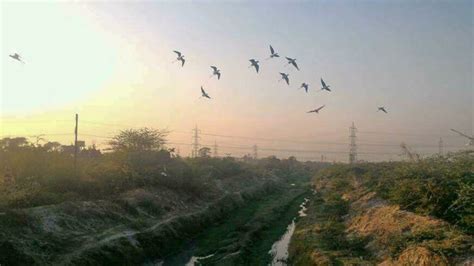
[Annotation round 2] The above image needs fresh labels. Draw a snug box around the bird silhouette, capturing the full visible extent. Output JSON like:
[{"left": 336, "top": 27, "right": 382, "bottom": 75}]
[
  {"left": 9, "top": 53, "right": 24, "bottom": 64},
  {"left": 300, "top": 83, "right": 309, "bottom": 93},
  {"left": 279, "top": 73, "right": 290, "bottom": 85},
  {"left": 307, "top": 105, "right": 325, "bottom": 114},
  {"left": 377, "top": 107, "right": 388, "bottom": 113},
  {"left": 201, "top": 86, "right": 211, "bottom": 99},
  {"left": 210, "top": 66, "right": 221, "bottom": 80},
  {"left": 321, "top": 78, "right": 331, "bottom": 91},
  {"left": 249, "top": 59, "right": 259, "bottom": 73},
  {"left": 173, "top": 50, "right": 185, "bottom": 66},
  {"left": 285, "top": 57, "right": 299, "bottom": 70},
  {"left": 269, "top": 45, "right": 279, "bottom": 58}
]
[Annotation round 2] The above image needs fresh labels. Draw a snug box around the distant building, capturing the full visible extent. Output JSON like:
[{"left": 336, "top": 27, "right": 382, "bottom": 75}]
[{"left": 60, "top": 141, "right": 86, "bottom": 154}]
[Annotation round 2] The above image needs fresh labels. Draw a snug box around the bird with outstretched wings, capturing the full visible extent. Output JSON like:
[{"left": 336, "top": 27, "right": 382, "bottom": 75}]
[
  {"left": 9, "top": 53, "right": 24, "bottom": 64},
  {"left": 307, "top": 105, "right": 325, "bottom": 113},
  {"left": 377, "top": 107, "right": 388, "bottom": 113},
  {"left": 201, "top": 86, "right": 211, "bottom": 99},
  {"left": 321, "top": 78, "right": 331, "bottom": 91},
  {"left": 285, "top": 57, "right": 299, "bottom": 70},
  {"left": 173, "top": 50, "right": 185, "bottom": 66},
  {"left": 249, "top": 59, "right": 259, "bottom": 73},
  {"left": 300, "top": 83, "right": 309, "bottom": 93},
  {"left": 269, "top": 45, "right": 279, "bottom": 58},
  {"left": 210, "top": 66, "right": 221, "bottom": 80},
  {"left": 279, "top": 72, "right": 290, "bottom": 85}
]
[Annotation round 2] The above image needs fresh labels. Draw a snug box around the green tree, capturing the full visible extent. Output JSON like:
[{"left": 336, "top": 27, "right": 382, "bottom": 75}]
[{"left": 108, "top": 128, "right": 168, "bottom": 152}]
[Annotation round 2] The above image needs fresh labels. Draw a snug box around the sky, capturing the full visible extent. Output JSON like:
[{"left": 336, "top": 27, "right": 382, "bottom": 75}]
[{"left": 1, "top": 0, "right": 472, "bottom": 162}]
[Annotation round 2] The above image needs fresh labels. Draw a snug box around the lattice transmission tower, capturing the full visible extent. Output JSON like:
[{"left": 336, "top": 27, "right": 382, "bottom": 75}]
[{"left": 349, "top": 122, "right": 357, "bottom": 164}]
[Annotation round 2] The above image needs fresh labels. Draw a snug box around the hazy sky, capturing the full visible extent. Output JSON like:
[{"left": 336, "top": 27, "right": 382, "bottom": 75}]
[{"left": 1, "top": 0, "right": 472, "bottom": 161}]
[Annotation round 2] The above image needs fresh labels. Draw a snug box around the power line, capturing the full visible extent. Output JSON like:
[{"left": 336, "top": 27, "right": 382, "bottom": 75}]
[
  {"left": 0, "top": 133, "right": 456, "bottom": 157},
  {"left": 2, "top": 118, "right": 466, "bottom": 139},
  {"left": 92, "top": 137, "right": 405, "bottom": 156},
  {"left": 0, "top": 119, "right": 71, "bottom": 124},
  {"left": 0, "top": 133, "right": 72, "bottom": 138},
  {"left": 0, "top": 131, "right": 465, "bottom": 153},
  {"left": 358, "top": 130, "right": 458, "bottom": 138},
  {"left": 81, "top": 120, "right": 141, "bottom": 128},
  {"left": 4, "top": 118, "right": 465, "bottom": 147},
  {"left": 174, "top": 130, "right": 464, "bottom": 148},
  {"left": 1, "top": 131, "right": 463, "bottom": 149}
]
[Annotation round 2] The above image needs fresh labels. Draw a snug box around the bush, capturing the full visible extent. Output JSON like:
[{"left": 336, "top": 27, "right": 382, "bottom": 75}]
[{"left": 313, "top": 150, "right": 474, "bottom": 233}]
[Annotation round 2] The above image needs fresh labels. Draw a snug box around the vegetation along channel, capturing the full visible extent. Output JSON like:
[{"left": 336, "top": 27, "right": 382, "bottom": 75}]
[
  {"left": 1, "top": 131, "right": 473, "bottom": 265},
  {"left": 0, "top": 130, "right": 326, "bottom": 265}
]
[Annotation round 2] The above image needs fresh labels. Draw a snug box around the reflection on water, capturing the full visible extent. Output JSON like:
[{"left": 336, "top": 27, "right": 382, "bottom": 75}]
[
  {"left": 162, "top": 198, "right": 310, "bottom": 266},
  {"left": 268, "top": 220, "right": 296, "bottom": 265},
  {"left": 298, "top": 198, "right": 309, "bottom": 217},
  {"left": 185, "top": 254, "right": 214, "bottom": 266},
  {"left": 268, "top": 198, "right": 309, "bottom": 265}
]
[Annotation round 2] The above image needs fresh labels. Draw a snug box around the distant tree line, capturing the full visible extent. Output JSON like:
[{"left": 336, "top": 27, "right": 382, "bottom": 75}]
[{"left": 0, "top": 128, "right": 327, "bottom": 210}]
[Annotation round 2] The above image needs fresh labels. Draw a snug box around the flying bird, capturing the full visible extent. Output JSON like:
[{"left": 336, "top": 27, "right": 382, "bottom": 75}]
[
  {"left": 300, "top": 83, "right": 309, "bottom": 93},
  {"left": 285, "top": 57, "right": 299, "bottom": 70},
  {"left": 320, "top": 78, "right": 331, "bottom": 91},
  {"left": 201, "top": 86, "right": 211, "bottom": 99},
  {"left": 249, "top": 59, "right": 259, "bottom": 73},
  {"left": 173, "top": 50, "right": 185, "bottom": 66},
  {"left": 279, "top": 72, "right": 290, "bottom": 85},
  {"left": 377, "top": 107, "right": 388, "bottom": 113},
  {"left": 307, "top": 105, "right": 326, "bottom": 114},
  {"left": 269, "top": 45, "right": 279, "bottom": 58},
  {"left": 9, "top": 53, "right": 24, "bottom": 64},
  {"left": 210, "top": 66, "right": 221, "bottom": 80}
]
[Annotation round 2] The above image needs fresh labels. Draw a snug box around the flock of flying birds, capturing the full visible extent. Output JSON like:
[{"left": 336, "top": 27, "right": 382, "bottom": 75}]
[
  {"left": 8, "top": 48, "right": 388, "bottom": 114},
  {"left": 172, "top": 45, "right": 388, "bottom": 114}
]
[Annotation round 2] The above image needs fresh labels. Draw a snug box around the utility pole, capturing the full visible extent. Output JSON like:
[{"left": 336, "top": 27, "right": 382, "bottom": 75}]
[
  {"left": 74, "top": 113, "right": 78, "bottom": 172},
  {"left": 192, "top": 125, "right": 200, "bottom": 158},
  {"left": 213, "top": 141, "right": 218, "bottom": 157},
  {"left": 253, "top": 144, "right": 258, "bottom": 159},
  {"left": 349, "top": 122, "right": 357, "bottom": 164},
  {"left": 438, "top": 137, "right": 443, "bottom": 156}
]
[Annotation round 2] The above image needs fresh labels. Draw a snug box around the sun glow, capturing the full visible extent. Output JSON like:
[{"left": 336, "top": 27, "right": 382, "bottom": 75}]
[{"left": 1, "top": 2, "right": 119, "bottom": 114}]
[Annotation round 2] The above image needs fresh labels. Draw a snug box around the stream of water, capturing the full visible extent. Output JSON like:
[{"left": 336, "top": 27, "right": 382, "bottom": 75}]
[
  {"left": 268, "top": 198, "right": 309, "bottom": 265},
  {"left": 159, "top": 197, "right": 310, "bottom": 266}
]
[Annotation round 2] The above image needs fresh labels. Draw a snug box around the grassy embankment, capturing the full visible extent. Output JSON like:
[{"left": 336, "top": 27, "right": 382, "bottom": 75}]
[{"left": 289, "top": 151, "right": 473, "bottom": 265}]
